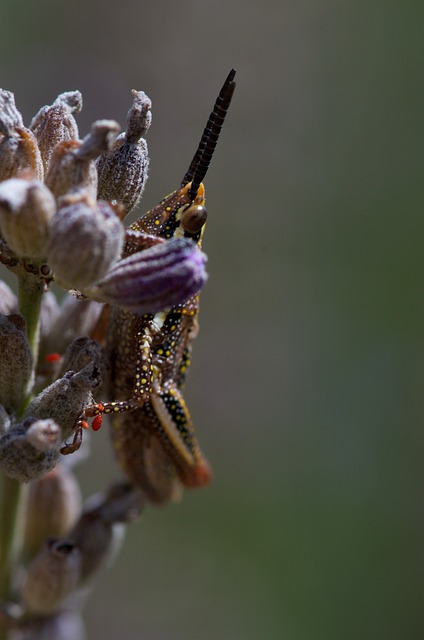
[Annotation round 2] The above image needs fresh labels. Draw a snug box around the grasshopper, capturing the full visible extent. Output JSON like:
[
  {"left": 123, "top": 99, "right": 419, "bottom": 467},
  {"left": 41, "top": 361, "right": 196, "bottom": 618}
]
[{"left": 63, "top": 70, "right": 236, "bottom": 503}]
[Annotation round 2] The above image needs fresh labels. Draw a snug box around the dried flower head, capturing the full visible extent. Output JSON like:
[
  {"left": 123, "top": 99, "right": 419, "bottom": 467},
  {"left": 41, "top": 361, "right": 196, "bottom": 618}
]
[
  {"left": 0, "top": 176, "right": 55, "bottom": 257},
  {"left": 0, "top": 313, "right": 33, "bottom": 412},
  {"left": 0, "top": 89, "right": 43, "bottom": 181},
  {"left": 97, "top": 90, "right": 151, "bottom": 216},
  {"left": 30, "top": 90, "right": 82, "bottom": 174},
  {"left": 47, "top": 191, "right": 125, "bottom": 289},
  {"left": 21, "top": 538, "right": 81, "bottom": 614}
]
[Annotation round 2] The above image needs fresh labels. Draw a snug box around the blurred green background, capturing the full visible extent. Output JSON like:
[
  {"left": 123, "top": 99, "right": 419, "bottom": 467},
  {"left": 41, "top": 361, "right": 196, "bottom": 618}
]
[{"left": 1, "top": 0, "right": 424, "bottom": 638}]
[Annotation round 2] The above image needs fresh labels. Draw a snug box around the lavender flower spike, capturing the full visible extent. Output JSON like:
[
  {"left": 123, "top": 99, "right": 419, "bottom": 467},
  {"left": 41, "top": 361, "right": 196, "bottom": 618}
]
[{"left": 87, "top": 238, "right": 208, "bottom": 314}]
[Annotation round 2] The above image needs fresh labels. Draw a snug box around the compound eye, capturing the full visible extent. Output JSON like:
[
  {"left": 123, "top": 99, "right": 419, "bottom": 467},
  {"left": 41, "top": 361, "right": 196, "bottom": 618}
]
[{"left": 180, "top": 204, "right": 208, "bottom": 234}]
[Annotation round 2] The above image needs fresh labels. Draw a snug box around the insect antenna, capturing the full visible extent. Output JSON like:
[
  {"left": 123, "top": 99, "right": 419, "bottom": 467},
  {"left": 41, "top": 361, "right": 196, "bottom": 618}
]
[{"left": 182, "top": 69, "right": 236, "bottom": 202}]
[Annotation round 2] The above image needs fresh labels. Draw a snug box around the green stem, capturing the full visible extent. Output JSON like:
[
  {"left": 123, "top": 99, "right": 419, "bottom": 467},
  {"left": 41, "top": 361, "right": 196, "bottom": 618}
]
[{"left": 17, "top": 271, "right": 44, "bottom": 365}]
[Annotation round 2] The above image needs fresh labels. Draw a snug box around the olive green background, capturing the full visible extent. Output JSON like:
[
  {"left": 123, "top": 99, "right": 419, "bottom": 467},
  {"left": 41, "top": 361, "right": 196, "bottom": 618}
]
[{"left": 1, "top": 1, "right": 424, "bottom": 638}]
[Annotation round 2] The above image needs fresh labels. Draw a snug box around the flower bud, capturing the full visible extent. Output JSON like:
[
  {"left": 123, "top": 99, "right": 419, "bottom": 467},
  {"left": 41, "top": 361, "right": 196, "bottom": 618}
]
[
  {"left": 30, "top": 90, "right": 82, "bottom": 174},
  {"left": 24, "top": 463, "right": 82, "bottom": 558},
  {"left": 42, "top": 294, "right": 104, "bottom": 355},
  {"left": 88, "top": 237, "right": 208, "bottom": 314},
  {"left": 21, "top": 539, "right": 81, "bottom": 614},
  {"left": 0, "top": 417, "right": 61, "bottom": 482},
  {"left": 0, "top": 90, "right": 43, "bottom": 181},
  {"left": 0, "top": 313, "right": 33, "bottom": 413},
  {"left": 97, "top": 90, "right": 151, "bottom": 216},
  {"left": 57, "top": 336, "right": 108, "bottom": 383},
  {"left": 25, "top": 366, "right": 103, "bottom": 443},
  {"left": 0, "top": 89, "right": 24, "bottom": 131},
  {"left": 0, "top": 177, "right": 55, "bottom": 257},
  {"left": 47, "top": 193, "right": 124, "bottom": 289},
  {"left": 45, "top": 120, "right": 119, "bottom": 200},
  {"left": 69, "top": 483, "right": 144, "bottom": 581},
  {"left": 44, "top": 140, "right": 96, "bottom": 200}
]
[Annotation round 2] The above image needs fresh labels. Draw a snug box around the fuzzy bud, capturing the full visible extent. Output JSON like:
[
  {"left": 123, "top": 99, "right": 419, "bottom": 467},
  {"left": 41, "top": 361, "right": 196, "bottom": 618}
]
[
  {"left": 24, "top": 464, "right": 82, "bottom": 559},
  {"left": 88, "top": 237, "right": 208, "bottom": 314},
  {"left": 41, "top": 294, "right": 104, "bottom": 355},
  {"left": 45, "top": 120, "right": 119, "bottom": 200},
  {"left": 47, "top": 192, "right": 124, "bottom": 289},
  {"left": 0, "top": 177, "right": 55, "bottom": 257},
  {"left": 69, "top": 483, "right": 144, "bottom": 581},
  {"left": 30, "top": 91, "right": 82, "bottom": 174},
  {"left": 97, "top": 90, "right": 151, "bottom": 216},
  {"left": 0, "top": 89, "right": 43, "bottom": 181},
  {"left": 21, "top": 539, "right": 81, "bottom": 614},
  {"left": 0, "top": 89, "right": 24, "bottom": 131},
  {"left": 0, "top": 313, "right": 33, "bottom": 413},
  {"left": 25, "top": 365, "right": 103, "bottom": 443},
  {"left": 57, "top": 336, "right": 108, "bottom": 383},
  {"left": 0, "top": 417, "right": 61, "bottom": 482}
]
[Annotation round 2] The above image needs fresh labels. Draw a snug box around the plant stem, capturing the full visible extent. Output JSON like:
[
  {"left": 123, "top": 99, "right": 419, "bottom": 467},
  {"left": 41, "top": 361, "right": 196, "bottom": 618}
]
[{"left": 17, "top": 270, "right": 44, "bottom": 366}]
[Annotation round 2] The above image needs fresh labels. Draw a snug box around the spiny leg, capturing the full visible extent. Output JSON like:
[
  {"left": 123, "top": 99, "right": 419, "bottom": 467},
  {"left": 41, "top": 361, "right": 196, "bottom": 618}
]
[{"left": 61, "top": 328, "right": 156, "bottom": 455}]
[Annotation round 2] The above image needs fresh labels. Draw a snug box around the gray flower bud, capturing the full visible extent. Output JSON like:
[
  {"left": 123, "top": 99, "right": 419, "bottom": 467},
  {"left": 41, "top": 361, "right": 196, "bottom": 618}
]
[
  {"left": 0, "top": 178, "right": 55, "bottom": 258},
  {"left": 21, "top": 539, "right": 81, "bottom": 614},
  {"left": 0, "top": 417, "right": 61, "bottom": 482},
  {"left": 0, "top": 90, "right": 43, "bottom": 181},
  {"left": 57, "top": 336, "right": 108, "bottom": 384},
  {"left": 0, "top": 89, "right": 24, "bottom": 131},
  {"left": 89, "top": 237, "right": 208, "bottom": 314},
  {"left": 44, "top": 120, "right": 120, "bottom": 200},
  {"left": 97, "top": 90, "right": 151, "bottom": 217},
  {"left": 41, "top": 294, "right": 103, "bottom": 355},
  {"left": 69, "top": 483, "right": 144, "bottom": 581},
  {"left": 0, "top": 313, "right": 33, "bottom": 413},
  {"left": 47, "top": 193, "right": 124, "bottom": 290},
  {"left": 30, "top": 91, "right": 82, "bottom": 174},
  {"left": 24, "top": 463, "right": 82, "bottom": 558},
  {"left": 25, "top": 365, "right": 103, "bottom": 443}
]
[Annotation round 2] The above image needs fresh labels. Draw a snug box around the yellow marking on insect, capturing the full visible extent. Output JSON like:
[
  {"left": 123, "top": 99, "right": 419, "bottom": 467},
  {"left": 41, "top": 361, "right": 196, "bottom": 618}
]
[
  {"left": 157, "top": 349, "right": 164, "bottom": 355},
  {"left": 150, "top": 393, "right": 195, "bottom": 466},
  {"left": 154, "top": 219, "right": 160, "bottom": 225},
  {"left": 141, "top": 378, "right": 147, "bottom": 385}
]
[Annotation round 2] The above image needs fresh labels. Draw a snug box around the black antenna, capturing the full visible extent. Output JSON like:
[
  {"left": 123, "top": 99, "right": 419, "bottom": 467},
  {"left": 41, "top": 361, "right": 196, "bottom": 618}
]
[{"left": 182, "top": 69, "right": 236, "bottom": 201}]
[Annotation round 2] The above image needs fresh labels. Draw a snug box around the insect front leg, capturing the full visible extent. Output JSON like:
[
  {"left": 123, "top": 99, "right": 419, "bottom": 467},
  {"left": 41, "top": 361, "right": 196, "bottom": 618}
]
[{"left": 63, "top": 320, "right": 158, "bottom": 455}]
